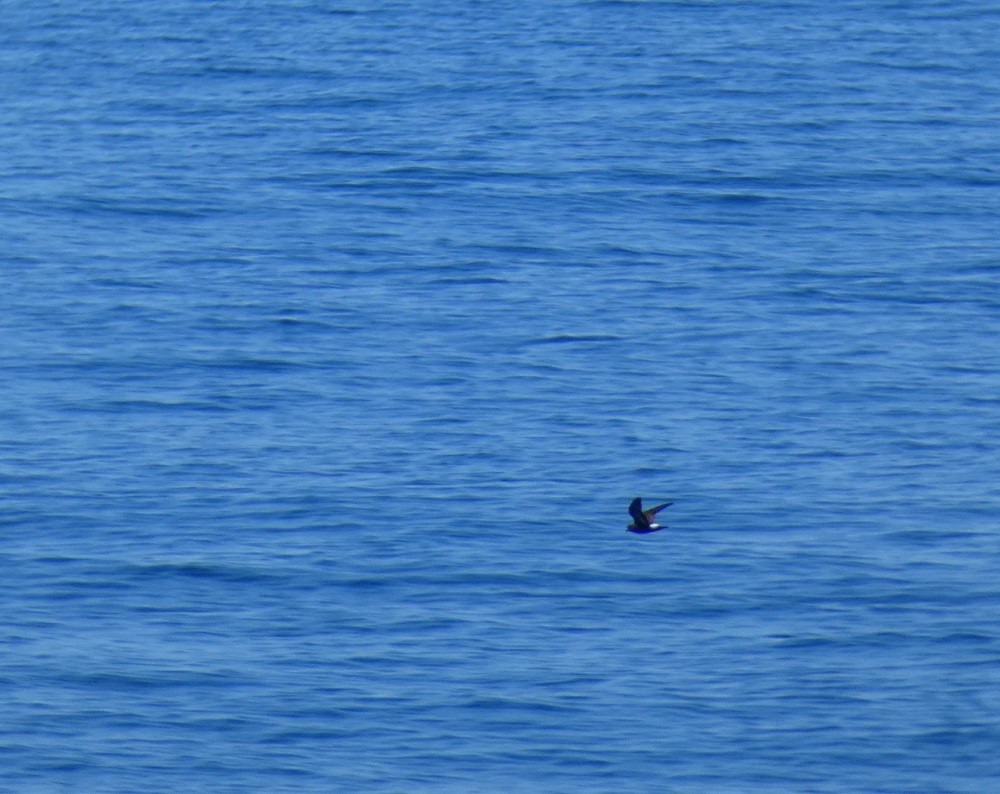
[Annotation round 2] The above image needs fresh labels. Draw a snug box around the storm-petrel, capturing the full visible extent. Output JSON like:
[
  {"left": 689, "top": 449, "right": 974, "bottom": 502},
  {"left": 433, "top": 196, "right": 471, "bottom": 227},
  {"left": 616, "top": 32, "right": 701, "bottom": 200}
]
[{"left": 627, "top": 497, "right": 672, "bottom": 533}]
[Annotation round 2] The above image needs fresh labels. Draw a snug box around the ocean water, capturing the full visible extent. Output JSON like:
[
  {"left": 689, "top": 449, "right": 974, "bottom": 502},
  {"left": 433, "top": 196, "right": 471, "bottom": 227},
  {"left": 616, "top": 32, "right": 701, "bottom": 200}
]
[{"left": 3, "top": 1, "right": 1000, "bottom": 790}]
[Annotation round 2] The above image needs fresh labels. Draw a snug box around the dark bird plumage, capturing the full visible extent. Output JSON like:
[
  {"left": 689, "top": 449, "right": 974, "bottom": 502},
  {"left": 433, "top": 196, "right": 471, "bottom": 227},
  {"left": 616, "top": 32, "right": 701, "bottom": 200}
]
[{"left": 627, "top": 497, "right": 672, "bottom": 533}]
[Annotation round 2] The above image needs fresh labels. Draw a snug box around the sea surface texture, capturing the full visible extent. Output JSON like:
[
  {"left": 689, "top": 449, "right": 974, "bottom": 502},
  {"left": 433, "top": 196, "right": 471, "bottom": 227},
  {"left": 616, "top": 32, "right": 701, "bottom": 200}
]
[{"left": 3, "top": 1, "right": 999, "bottom": 791}]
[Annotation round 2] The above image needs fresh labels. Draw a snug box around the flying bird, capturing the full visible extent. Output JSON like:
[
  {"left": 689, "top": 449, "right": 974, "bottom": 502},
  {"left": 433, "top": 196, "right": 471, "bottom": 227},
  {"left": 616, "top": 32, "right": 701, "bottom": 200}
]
[{"left": 627, "top": 497, "right": 672, "bottom": 533}]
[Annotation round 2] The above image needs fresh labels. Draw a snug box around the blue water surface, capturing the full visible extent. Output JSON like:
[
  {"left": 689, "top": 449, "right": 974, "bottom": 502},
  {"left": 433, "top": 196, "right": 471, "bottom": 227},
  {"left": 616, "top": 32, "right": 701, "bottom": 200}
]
[{"left": 3, "top": 1, "right": 1000, "bottom": 790}]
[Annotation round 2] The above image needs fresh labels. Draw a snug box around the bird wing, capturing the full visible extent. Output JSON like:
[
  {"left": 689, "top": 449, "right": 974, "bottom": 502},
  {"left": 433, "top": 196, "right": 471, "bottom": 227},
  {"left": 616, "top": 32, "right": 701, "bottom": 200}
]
[
  {"left": 644, "top": 501, "right": 673, "bottom": 519},
  {"left": 628, "top": 497, "right": 649, "bottom": 528}
]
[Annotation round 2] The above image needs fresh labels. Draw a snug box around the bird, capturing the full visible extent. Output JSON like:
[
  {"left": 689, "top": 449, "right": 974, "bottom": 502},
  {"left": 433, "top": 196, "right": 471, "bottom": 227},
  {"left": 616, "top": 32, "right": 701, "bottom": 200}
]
[{"left": 627, "top": 497, "right": 672, "bottom": 533}]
